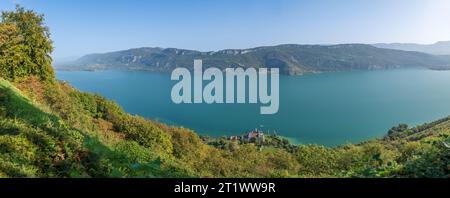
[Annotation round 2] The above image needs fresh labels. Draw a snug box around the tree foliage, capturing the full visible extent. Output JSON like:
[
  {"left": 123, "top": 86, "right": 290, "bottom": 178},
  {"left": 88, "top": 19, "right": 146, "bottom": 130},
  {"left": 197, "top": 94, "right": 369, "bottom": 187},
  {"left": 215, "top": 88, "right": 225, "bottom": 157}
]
[{"left": 0, "top": 5, "right": 54, "bottom": 81}]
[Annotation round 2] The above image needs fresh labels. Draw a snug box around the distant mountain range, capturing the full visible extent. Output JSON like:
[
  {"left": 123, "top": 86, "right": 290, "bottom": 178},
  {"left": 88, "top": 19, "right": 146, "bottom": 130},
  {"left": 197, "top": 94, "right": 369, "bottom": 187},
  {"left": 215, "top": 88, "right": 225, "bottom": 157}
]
[
  {"left": 373, "top": 41, "right": 450, "bottom": 55},
  {"left": 56, "top": 44, "right": 450, "bottom": 75}
]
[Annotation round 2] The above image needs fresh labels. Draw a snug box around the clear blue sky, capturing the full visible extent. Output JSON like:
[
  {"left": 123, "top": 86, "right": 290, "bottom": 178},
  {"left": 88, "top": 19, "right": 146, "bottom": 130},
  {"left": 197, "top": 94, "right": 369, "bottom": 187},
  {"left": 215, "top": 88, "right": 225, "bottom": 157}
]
[{"left": 1, "top": 0, "right": 450, "bottom": 60}]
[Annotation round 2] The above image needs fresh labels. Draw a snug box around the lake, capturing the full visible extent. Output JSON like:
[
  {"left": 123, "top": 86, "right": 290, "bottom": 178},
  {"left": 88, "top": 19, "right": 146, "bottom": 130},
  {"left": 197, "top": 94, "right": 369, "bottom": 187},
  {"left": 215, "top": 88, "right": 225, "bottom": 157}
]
[{"left": 56, "top": 69, "right": 450, "bottom": 146}]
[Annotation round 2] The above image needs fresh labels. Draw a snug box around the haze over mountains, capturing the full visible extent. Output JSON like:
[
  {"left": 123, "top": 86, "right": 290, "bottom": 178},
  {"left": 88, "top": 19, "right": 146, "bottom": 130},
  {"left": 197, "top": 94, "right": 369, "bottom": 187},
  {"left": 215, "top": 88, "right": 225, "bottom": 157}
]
[
  {"left": 57, "top": 43, "right": 450, "bottom": 75},
  {"left": 374, "top": 41, "right": 450, "bottom": 55}
]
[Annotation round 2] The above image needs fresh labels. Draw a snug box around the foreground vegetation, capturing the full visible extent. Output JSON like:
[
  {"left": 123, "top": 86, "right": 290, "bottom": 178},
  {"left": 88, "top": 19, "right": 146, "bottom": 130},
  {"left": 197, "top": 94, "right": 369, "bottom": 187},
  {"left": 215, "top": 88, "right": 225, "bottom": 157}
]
[{"left": 1, "top": 6, "right": 449, "bottom": 178}]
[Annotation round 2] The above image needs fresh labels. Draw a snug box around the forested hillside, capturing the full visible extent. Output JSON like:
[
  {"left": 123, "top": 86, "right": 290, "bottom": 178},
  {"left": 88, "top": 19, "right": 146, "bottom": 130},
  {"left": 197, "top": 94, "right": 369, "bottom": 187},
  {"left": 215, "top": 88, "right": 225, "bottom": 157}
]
[
  {"left": 58, "top": 44, "right": 450, "bottom": 75},
  {"left": 1, "top": 6, "right": 449, "bottom": 178}
]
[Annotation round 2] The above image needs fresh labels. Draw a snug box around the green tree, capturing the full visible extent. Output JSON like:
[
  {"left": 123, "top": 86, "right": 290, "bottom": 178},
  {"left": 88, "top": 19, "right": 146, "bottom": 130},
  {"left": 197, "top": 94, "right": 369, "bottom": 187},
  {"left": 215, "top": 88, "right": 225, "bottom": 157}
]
[
  {"left": 0, "top": 5, "right": 54, "bottom": 80},
  {"left": 0, "top": 23, "right": 30, "bottom": 80}
]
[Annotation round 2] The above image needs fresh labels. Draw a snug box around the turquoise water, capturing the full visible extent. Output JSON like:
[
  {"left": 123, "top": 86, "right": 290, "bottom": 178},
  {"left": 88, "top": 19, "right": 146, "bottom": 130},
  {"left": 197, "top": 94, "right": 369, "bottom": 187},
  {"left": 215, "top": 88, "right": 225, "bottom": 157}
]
[{"left": 56, "top": 69, "right": 450, "bottom": 146}]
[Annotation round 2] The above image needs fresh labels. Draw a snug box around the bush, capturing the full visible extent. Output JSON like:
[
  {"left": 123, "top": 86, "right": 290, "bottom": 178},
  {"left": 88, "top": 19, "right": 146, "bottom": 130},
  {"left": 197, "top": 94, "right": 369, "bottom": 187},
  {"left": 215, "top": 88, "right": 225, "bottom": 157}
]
[{"left": 114, "top": 140, "right": 157, "bottom": 163}]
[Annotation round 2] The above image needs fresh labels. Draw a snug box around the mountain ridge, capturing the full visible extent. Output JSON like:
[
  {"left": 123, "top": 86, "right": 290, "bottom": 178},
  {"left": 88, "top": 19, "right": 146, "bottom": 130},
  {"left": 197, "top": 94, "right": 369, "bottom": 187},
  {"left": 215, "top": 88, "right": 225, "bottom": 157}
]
[
  {"left": 373, "top": 41, "right": 450, "bottom": 55},
  {"left": 56, "top": 44, "right": 450, "bottom": 75}
]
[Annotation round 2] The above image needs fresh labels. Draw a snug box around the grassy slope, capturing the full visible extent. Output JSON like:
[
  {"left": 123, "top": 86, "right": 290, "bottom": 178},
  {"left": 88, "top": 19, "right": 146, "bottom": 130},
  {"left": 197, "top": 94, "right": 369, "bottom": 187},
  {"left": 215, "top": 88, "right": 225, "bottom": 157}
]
[
  {"left": 1, "top": 77, "right": 449, "bottom": 178},
  {"left": 0, "top": 78, "right": 181, "bottom": 177}
]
